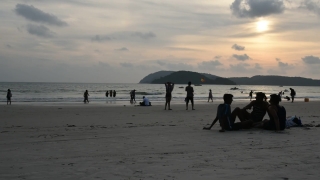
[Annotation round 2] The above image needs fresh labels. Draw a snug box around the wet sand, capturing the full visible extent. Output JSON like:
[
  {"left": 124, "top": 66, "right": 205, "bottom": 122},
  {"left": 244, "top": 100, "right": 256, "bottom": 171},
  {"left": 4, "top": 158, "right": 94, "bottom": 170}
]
[{"left": 1, "top": 101, "right": 320, "bottom": 179}]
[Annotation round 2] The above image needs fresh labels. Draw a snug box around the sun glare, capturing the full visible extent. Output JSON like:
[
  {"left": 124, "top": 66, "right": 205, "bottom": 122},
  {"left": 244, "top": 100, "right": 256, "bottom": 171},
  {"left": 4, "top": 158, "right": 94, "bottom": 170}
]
[{"left": 256, "top": 20, "right": 269, "bottom": 32}]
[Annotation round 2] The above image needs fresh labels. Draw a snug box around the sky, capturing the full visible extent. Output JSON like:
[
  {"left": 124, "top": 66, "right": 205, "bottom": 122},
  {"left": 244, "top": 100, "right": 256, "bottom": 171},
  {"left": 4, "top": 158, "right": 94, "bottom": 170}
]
[{"left": 1, "top": 0, "right": 320, "bottom": 83}]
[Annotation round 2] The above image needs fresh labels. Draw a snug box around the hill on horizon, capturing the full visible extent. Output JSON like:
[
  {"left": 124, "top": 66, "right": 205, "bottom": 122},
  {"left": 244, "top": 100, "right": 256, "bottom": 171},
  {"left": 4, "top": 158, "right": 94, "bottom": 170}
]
[
  {"left": 150, "top": 71, "right": 236, "bottom": 85},
  {"left": 229, "top": 75, "right": 320, "bottom": 86}
]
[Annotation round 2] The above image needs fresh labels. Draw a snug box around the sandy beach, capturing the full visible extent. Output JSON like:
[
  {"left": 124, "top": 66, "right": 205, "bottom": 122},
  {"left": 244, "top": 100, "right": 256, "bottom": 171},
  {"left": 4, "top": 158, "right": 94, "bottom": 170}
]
[{"left": 1, "top": 101, "right": 320, "bottom": 179}]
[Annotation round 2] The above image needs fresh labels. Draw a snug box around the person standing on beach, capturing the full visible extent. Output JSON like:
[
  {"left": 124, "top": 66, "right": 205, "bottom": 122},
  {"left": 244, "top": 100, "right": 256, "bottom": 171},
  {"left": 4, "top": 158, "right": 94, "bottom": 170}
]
[
  {"left": 278, "top": 91, "right": 282, "bottom": 102},
  {"left": 290, "top": 88, "right": 296, "bottom": 103},
  {"left": 7, "top": 89, "right": 12, "bottom": 105},
  {"left": 106, "top": 91, "right": 109, "bottom": 97},
  {"left": 84, "top": 90, "right": 89, "bottom": 103},
  {"left": 185, "top": 81, "right": 195, "bottom": 110},
  {"left": 113, "top": 90, "right": 116, "bottom": 97},
  {"left": 130, "top": 90, "right": 136, "bottom": 103},
  {"left": 165, "top": 82, "right": 174, "bottom": 110},
  {"left": 208, "top": 89, "right": 213, "bottom": 102},
  {"left": 249, "top": 90, "right": 253, "bottom": 101},
  {"left": 110, "top": 90, "right": 113, "bottom": 97}
]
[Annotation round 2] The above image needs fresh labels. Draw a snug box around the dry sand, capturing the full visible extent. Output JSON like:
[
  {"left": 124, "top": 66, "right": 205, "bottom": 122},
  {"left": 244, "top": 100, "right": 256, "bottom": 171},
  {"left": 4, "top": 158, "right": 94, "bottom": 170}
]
[{"left": 1, "top": 101, "right": 320, "bottom": 180}]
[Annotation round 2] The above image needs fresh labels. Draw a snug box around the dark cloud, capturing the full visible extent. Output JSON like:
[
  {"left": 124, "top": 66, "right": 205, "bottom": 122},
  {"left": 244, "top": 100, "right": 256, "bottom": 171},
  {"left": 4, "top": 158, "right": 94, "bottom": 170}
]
[
  {"left": 278, "top": 61, "right": 289, "bottom": 68},
  {"left": 6, "top": 44, "right": 12, "bottom": 48},
  {"left": 214, "top": 56, "right": 222, "bottom": 59},
  {"left": 120, "top": 62, "right": 134, "bottom": 68},
  {"left": 115, "top": 47, "right": 129, "bottom": 51},
  {"left": 276, "top": 58, "right": 281, "bottom": 61},
  {"left": 131, "top": 32, "right": 156, "bottom": 39},
  {"left": 198, "top": 60, "right": 222, "bottom": 70},
  {"left": 232, "top": 54, "right": 250, "bottom": 61},
  {"left": 26, "top": 24, "right": 55, "bottom": 38},
  {"left": 15, "top": 4, "right": 68, "bottom": 26},
  {"left": 230, "top": 0, "right": 285, "bottom": 18},
  {"left": 232, "top": 44, "right": 245, "bottom": 51},
  {"left": 300, "top": 0, "right": 320, "bottom": 17},
  {"left": 92, "top": 31, "right": 156, "bottom": 42},
  {"left": 302, "top": 55, "right": 320, "bottom": 64}
]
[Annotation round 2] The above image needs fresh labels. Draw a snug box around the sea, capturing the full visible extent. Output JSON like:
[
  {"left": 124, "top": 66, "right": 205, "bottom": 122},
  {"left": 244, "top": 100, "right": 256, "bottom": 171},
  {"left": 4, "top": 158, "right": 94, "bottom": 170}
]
[{"left": 1, "top": 82, "right": 320, "bottom": 104}]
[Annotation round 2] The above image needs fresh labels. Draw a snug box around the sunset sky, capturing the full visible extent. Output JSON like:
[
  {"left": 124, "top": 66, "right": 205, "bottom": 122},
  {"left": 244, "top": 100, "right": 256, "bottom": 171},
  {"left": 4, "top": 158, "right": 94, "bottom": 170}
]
[{"left": 1, "top": 0, "right": 320, "bottom": 83}]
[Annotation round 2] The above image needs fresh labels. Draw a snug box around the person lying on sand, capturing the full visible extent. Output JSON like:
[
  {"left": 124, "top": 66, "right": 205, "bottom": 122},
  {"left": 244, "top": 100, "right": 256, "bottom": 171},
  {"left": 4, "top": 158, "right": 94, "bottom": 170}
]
[
  {"left": 203, "top": 94, "right": 252, "bottom": 132},
  {"left": 254, "top": 94, "right": 286, "bottom": 132}
]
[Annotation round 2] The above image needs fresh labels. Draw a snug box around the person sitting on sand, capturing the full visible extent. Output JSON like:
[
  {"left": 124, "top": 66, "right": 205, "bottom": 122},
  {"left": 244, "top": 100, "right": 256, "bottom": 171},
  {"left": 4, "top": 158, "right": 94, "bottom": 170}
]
[
  {"left": 203, "top": 94, "right": 253, "bottom": 132},
  {"left": 208, "top": 89, "right": 213, "bottom": 102},
  {"left": 254, "top": 94, "right": 286, "bottom": 131},
  {"left": 237, "top": 92, "right": 269, "bottom": 124},
  {"left": 84, "top": 90, "right": 89, "bottom": 103},
  {"left": 140, "top": 96, "right": 151, "bottom": 106},
  {"left": 165, "top": 82, "right": 174, "bottom": 110}
]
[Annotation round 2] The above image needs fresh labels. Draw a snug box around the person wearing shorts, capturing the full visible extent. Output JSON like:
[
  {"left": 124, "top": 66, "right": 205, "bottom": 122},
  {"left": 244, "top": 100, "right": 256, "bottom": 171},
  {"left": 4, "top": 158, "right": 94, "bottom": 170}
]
[
  {"left": 165, "top": 82, "right": 174, "bottom": 110},
  {"left": 185, "top": 81, "right": 195, "bottom": 110}
]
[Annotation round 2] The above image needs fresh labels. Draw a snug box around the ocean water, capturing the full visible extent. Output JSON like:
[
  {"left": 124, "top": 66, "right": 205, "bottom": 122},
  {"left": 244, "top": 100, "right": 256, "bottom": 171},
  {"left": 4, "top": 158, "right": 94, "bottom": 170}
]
[{"left": 1, "top": 82, "right": 320, "bottom": 103}]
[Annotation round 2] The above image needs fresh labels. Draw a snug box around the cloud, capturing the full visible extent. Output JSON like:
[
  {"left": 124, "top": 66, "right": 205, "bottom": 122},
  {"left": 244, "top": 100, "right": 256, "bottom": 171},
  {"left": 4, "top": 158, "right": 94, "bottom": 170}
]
[
  {"left": 278, "top": 61, "right": 289, "bottom": 68},
  {"left": 154, "top": 60, "right": 194, "bottom": 70},
  {"left": 131, "top": 32, "right": 156, "bottom": 39},
  {"left": 120, "top": 62, "right": 134, "bottom": 68},
  {"left": 300, "top": 0, "right": 320, "bottom": 17},
  {"left": 230, "top": 0, "right": 285, "bottom": 18},
  {"left": 166, "top": 47, "right": 203, "bottom": 52},
  {"left": 115, "top": 47, "right": 129, "bottom": 51},
  {"left": 214, "top": 56, "right": 222, "bottom": 59},
  {"left": 92, "top": 31, "right": 156, "bottom": 42},
  {"left": 26, "top": 24, "right": 55, "bottom": 38},
  {"left": 15, "top": 4, "right": 68, "bottom": 26},
  {"left": 198, "top": 60, "right": 223, "bottom": 70},
  {"left": 232, "top": 44, "right": 245, "bottom": 51},
  {"left": 232, "top": 54, "right": 250, "bottom": 61},
  {"left": 302, "top": 55, "right": 320, "bottom": 64},
  {"left": 276, "top": 58, "right": 281, "bottom": 61},
  {"left": 229, "top": 63, "right": 262, "bottom": 74},
  {"left": 6, "top": 44, "right": 12, "bottom": 48}
]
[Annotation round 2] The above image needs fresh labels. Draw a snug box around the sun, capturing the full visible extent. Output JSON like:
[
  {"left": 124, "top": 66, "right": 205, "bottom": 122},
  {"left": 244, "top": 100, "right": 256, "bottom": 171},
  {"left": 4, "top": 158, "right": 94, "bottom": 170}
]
[{"left": 256, "top": 20, "right": 269, "bottom": 32}]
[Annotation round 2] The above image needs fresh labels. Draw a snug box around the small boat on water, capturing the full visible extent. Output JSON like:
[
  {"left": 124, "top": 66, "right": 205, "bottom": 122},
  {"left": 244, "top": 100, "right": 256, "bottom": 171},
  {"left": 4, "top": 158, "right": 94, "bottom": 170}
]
[
  {"left": 230, "top": 87, "right": 239, "bottom": 90},
  {"left": 194, "top": 84, "right": 202, "bottom": 86},
  {"left": 179, "top": 86, "right": 184, "bottom": 88}
]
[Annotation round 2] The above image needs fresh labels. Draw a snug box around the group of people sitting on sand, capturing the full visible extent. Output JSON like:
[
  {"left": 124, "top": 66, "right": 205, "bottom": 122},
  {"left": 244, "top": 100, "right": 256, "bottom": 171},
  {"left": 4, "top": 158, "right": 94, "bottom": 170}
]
[{"left": 203, "top": 92, "right": 286, "bottom": 132}]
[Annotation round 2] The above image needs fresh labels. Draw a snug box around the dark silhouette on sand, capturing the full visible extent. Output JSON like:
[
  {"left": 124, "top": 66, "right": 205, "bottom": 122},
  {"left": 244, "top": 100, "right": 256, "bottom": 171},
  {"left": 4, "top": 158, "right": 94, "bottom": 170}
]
[
  {"left": 7, "top": 89, "right": 12, "bottom": 105},
  {"left": 185, "top": 81, "right": 195, "bottom": 110},
  {"left": 84, "top": 90, "right": 89, "bottom": 104},
  {"left": 165, "top": 82, "right": 174, "bottom": 110}
]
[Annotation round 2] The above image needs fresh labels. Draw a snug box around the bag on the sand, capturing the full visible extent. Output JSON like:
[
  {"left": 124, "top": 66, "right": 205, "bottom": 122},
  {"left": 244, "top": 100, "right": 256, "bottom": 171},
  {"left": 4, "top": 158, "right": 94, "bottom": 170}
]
[{"left": 286, "top": 116, "right": 302, "bottom": 128}]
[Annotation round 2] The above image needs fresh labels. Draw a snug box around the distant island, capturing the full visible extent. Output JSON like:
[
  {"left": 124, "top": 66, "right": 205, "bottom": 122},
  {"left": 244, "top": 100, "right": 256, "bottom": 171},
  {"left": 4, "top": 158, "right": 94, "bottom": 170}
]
[{"left": 139, "top": 71, "right": 320, "bottom": 86}]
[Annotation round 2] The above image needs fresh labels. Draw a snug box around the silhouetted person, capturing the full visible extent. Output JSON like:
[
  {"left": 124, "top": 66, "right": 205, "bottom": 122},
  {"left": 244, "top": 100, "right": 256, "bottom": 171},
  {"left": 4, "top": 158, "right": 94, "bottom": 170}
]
[
  {"left": 290, "top": 88, "right": 296, "bottom": 103},
  {"left": 208, "top": 89, "right": 213, "bottom": 102},
  {"left": 84, "top": 90, "right": 89, "bottom": 103},
  {"left": 165, "top": 82, "right": 174, "bottom": 110},
  {"left": 130, "top": 90, "right": 136, "bottom": 103},
  {"left": 110, "top": 90, "right": 113, "bottom": 97},
  {"left": 106, "top": 91, "right": 109, "bottom": 97},
  {"left": 285, "top": 96, "right": 290, "bottom": 101},
  {"left": 185, "top": 81, "right": 195, "bottom": 110},
  {"left": 249, "top": 90, "right": 253, "bottom": 101},
  {"left": 236, "top": 92, "right": 269, "bottom": 124},
  {"left": 203, "top": 94, "right": 253, "bottom": 132},
  {"left": 7, "top": 89, "right": 12, "bottom": 105},
  {"left": 255, "top": 94, "right": 286, "bottom": 132},
  {"left": 113, "top": 90, "right": 116, "bottom": 97},
  {"left": 278, "top": 91, "right": 282, "bottom": 102}
]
